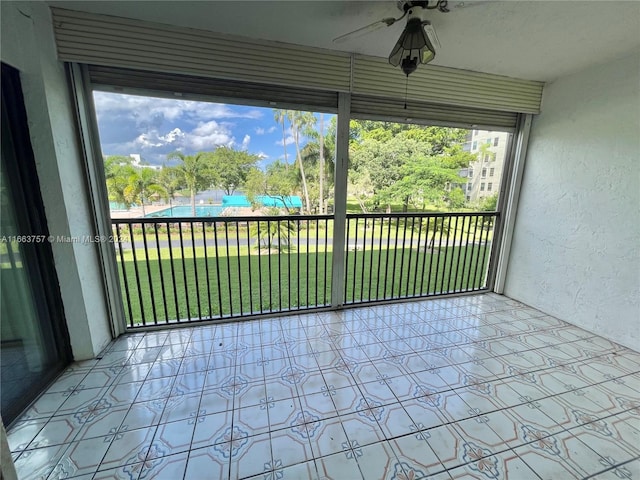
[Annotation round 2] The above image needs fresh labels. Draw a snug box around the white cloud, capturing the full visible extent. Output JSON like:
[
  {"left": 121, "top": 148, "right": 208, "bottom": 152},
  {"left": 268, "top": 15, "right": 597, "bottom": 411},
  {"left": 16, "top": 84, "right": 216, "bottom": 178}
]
[
  {"left": 276, "top": 134, "right": 295, "bottom": 146},
  {"left": 257, "top": 126, "right": 277, "bottom": 135},
  {"left": 185, "top": 121, "right": 234, "bottom": 150},
  {"left": 122, "top": 121, "right": 234, "bottom": 157},
  {"left": 93, "top": 91, "right": 263, "bottom": 128},
  {"left": 93, "top": 91, "right": 269, "bottom": 164},
  {"left": 160, "top": 128, "right": 185, "bottom": 144}
]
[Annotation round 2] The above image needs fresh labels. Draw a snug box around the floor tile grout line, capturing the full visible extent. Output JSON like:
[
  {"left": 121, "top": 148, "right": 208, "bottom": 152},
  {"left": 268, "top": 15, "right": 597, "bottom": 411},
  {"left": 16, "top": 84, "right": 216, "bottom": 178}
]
[
  {"left": 260, "top": 331, "right": 281, "bottom": 479},
  {"left": 319, "top": 320, "right": 630, "bottom": 378},
  {"left": 44, "top": 354, "right": 160, "bottom": 478},
  {"left": 272, "top": 318, "right": 312, "bottom": 475},
  {"left": 10, "top": 296, "right": 640, "bottom": 480},
  {"left": 92, "top": 331, "right": 175, "bottom": 477},
  {"left": 167, "top": 326, "right": 207, "bottom": 480},
  {"left": 582, "top": 455, "right": 640, "bottom": 480},
  {"left": 13, "top": 352, "right": 637, "bottom": 455}
]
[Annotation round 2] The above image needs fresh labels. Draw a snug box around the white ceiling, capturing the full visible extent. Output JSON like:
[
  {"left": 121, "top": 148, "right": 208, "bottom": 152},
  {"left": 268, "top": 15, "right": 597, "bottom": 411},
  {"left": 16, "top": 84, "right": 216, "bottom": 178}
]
[{"left": 49, "top": 0, "right": 640, "bottom": 82}]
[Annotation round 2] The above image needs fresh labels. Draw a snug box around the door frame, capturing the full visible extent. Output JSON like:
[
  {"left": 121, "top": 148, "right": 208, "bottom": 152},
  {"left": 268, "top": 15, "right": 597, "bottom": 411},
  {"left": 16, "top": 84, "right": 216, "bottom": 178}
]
[{"left": 1, "top": 62, "right": 72, "bottom": 425}]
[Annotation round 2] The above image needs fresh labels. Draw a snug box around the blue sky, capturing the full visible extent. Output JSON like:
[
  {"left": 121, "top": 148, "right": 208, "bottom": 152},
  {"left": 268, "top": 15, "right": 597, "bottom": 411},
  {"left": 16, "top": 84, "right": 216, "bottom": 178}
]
[{"left": 93, "top": 91, "right": 331, "bottom": 169}]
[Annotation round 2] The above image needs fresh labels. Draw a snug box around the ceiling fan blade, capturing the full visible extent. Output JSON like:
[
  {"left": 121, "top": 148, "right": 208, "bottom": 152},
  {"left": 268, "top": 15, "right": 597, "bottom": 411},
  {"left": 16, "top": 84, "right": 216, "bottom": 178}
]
[
  {"left": 451, "top": 0, "right": 492, "bottom": 9},
  {"left": 333, "top": 17, "right": 397, "bottom": 43},
  {"left": 423, "top": 22, "right": 441, "bottom": 50}
]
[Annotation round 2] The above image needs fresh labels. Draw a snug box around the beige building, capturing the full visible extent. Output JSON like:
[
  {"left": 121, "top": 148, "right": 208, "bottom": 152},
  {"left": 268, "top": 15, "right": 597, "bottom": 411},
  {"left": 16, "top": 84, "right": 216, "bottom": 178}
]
[{"left": 461, "top": 130, "right": 510, "bottom": 204}]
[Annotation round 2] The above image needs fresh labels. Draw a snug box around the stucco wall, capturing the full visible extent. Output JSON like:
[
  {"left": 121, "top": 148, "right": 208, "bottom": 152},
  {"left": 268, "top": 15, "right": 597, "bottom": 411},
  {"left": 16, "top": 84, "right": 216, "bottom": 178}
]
[
  {"left": 505, "top": 52, "right": 640, "bottom": 351},
  {"left": 1, "top": 2, "right": 112, "bottom": 359}
]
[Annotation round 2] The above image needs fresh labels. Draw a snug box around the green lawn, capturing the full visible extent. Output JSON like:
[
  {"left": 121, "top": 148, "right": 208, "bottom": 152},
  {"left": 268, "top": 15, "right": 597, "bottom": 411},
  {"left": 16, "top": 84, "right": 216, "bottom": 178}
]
[
  {"left": 118, "top": 244, "right": 491, "bottom": 326},
  {"left": 118, "top": 213, "right": 495, "bottom": 246}
]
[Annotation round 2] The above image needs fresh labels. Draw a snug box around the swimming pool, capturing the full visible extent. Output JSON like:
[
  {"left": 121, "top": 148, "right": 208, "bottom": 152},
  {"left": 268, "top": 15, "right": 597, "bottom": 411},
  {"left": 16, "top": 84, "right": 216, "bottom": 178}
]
[{"left": 145, "top": 205, "right": 225, "bottom": 218}]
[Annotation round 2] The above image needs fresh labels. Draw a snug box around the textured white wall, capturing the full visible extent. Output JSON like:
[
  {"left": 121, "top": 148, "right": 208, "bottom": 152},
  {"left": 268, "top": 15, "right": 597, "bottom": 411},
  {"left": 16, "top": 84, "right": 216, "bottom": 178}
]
[
  {"left": 1, "top": 2, "right": 112, "bottom": 359},
  {"left": 505, "top": 52, "right": 640, "bottom": 351}
]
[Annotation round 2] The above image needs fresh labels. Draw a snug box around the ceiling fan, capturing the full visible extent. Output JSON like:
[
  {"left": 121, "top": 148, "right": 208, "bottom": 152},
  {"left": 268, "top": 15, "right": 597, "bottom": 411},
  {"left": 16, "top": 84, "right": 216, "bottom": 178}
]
[{"left": 334, "top": 0, "right": 451, "bottom": 76}]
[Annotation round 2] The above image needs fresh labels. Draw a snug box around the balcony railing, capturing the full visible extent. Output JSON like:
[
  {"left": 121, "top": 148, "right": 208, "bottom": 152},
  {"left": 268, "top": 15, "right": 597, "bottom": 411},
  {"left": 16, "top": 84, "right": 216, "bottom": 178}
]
[
  {"left": 111, "top": 211, "right": 498, "bottom": 328},
  {"left": 344, "top": 212, "right": 497, "bottom": 304}
]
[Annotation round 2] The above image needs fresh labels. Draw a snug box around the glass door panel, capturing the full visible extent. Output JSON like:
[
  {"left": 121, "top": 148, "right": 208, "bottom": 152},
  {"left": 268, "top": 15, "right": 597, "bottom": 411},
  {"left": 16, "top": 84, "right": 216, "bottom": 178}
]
[{"left": 1, "top": 63, "right": 71, "bottom": 424}]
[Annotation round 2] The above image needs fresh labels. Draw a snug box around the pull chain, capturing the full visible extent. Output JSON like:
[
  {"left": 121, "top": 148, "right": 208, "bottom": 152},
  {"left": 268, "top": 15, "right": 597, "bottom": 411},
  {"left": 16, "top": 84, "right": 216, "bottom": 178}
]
[{"left": 404, "top": 74, "right": 409, "bottom": 109}]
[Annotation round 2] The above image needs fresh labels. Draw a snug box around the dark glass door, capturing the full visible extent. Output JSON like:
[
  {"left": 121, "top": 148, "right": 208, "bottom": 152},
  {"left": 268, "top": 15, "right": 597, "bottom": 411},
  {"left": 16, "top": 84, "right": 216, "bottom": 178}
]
[{"left": 1, "top": 63, "right": 72, "bottom": 424}]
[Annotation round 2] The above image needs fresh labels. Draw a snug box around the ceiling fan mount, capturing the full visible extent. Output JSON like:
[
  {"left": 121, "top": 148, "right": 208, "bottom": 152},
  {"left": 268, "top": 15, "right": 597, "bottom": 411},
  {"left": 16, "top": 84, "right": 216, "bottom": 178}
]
[
  {"left": 333, "top": 0, "right": 450, "bottom": 76},
  {"left": 397, "top": 1, "right": 450, "bottom": 14}
]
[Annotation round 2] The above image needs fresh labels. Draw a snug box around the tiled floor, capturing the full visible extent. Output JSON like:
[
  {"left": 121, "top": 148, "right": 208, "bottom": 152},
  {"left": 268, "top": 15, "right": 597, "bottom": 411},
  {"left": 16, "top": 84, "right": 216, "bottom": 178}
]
[{"left": 7, "top": 293, "right": 640, "bottom": 480}]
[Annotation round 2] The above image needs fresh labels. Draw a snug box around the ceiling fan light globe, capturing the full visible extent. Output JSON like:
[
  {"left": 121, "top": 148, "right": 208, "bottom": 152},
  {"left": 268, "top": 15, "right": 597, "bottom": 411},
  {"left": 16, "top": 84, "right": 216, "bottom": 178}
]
[
  {"left": 401, "top": 57, "right": 418, "bottom": 76},
  {"left": 388, "top": 18, "right": 436, "bottom": 72},
  {"left": 422, "top": 49, "right": 435, "bottom": 63}
]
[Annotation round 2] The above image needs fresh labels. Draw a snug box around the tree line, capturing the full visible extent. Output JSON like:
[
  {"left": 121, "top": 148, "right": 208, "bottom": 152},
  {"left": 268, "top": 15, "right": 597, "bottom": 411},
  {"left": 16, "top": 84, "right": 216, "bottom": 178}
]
[
  {"left": 104, "top": 109, "right": 496, "bottom": 217},
  {"left": 104, "top": 146, "right": 260, "bottom": 216}
]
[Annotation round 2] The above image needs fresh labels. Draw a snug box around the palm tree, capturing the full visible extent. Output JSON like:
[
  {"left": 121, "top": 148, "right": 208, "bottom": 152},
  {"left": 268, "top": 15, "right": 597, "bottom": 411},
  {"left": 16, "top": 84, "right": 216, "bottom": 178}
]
[
  {"left": 124, "top": 168, "right": 166, "bottom": 216},
  {"left": 157, "top": 165, "right": 181, "bottom": 207},
  {"left": 287, "top": 110, "right": 316, "bottom": 214},
  {"left": 104, "top": 156, "right": 136, "bottom": 210},
  {"left": 319, "top": 113, "right": 325, "bottom": 214},
  {"left": 300, "top": 132, "right": 333, "bottom": 213},
  {"left": 167, "top": 151, "right": 214, "bottom": 216},
  {"left": 273, "top": 109, "right": 289, "bottom": 166},
  {"left": 248, "top": 208, "right": 297, "bottom": 251}
]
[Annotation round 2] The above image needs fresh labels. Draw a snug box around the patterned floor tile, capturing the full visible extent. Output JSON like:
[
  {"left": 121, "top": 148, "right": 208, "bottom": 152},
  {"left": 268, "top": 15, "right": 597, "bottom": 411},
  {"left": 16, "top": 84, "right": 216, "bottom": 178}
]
[
  {"left": 171, "top": 371, "right": 206, "bottom": 396},
  {"left": 271, "top": 459, "right": 318, "bottom": 480},
  {"left": 507, "top": 402, "right": 566, "bottom": 435},
  {"left": 184, "top": 445, "right": 230, "bottom": 480},
  {"left": 13, "top": 443, "right": 69, "bottom": 480},
  {"left": 448, "top": 449, "right": 539, "bottom": 479},
  {"left": 99, "top": 425, "right": 157, "bottom": 471},
  {"left": 356, "top": 440, "right": 401, "bottom": 480},
  {"left": 389, "top": 431, "right": 443, "bottom": 476},
  {"left": 358, "top": 379, "right": 397, "bottom": 405},
  {"left": 6, "top": 294, "right": 640, "bottom": 480},
  {"left": 191, "top": 410, "right": 234, "bottom": 450},
  {"left": 321, "top": 367, "right": 356, "bottom": 390},
  {"left": 121, "top": 398, "right": 167, "bottom": 431},
  {"left": 152, "top": 418, "right": 197, "bottom": 456},
  {"left": 44, "top": 372, "right": 88, "bottom": 395},
  {"left": 300, "top": 391, "right": 339, "bottom": 420},
  {"left": 229, "top": 431, "right": 272, "bottom": 479},
  {"left": 590, "top": 458, "right": 640, "bottom": 480},
  {"left": 376, "top": 402, "right": 417, "bottom": 439},
  {"left": 513, "top": 443, "right": 584, "bottom": 479},
  {"left": 116, "top": 363, "right": 152, "bottom": 385},
  {"left": 6, "top": 418, "right": 47, "bottom": 452},
  {"left": 453, "top": 416, "right": 511, "bottom": 453},
  {"left": 331, "top": 385, "right": 366, "bottom": 414},
  {"left": 199, "top": 387, "right": 233, "bottom": 415},
  {"left": 135, "top": 377, "right": 175, "bottom": 403},
  {"left": 92, "top": 462, "right": 144, "bottom": 480},
  {"left": 270, "top": 427, "right": 315, "bottom": 469},
  {"left": 425, "top": 424, "right": 466, "bottom": 470},
  {"left": 160, "top": 392, "right": 202, "bottom": 423},
  {"left": 340, "top": 412, "right": 386, "bottom": 447},
  {"left": 309, "top": 418, "right": 350, "bottom": 458},
  {"left": 73, "top": 405, "right": 128, "bottom": 442},
  {"left": 316, "top": 450, "right": 363, "bottom": 480},
  {"left": 49, "top": 435, "right": 113, "bottom": 478},
  {"left": 233, "top": 404, "right": 271, "bottom": 437},
  {"left": 103, "top": 381, "right": 143, "bottom": 406},
  {"left": 264, "top": 377, "right": 299, "bottom": 402}
]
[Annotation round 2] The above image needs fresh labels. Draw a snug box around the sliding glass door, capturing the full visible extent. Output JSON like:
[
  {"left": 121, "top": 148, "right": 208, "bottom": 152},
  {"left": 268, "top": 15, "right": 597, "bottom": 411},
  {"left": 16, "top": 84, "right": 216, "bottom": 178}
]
[{"left": 1, "top": 63, "right": 72, "bottom": 424}]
